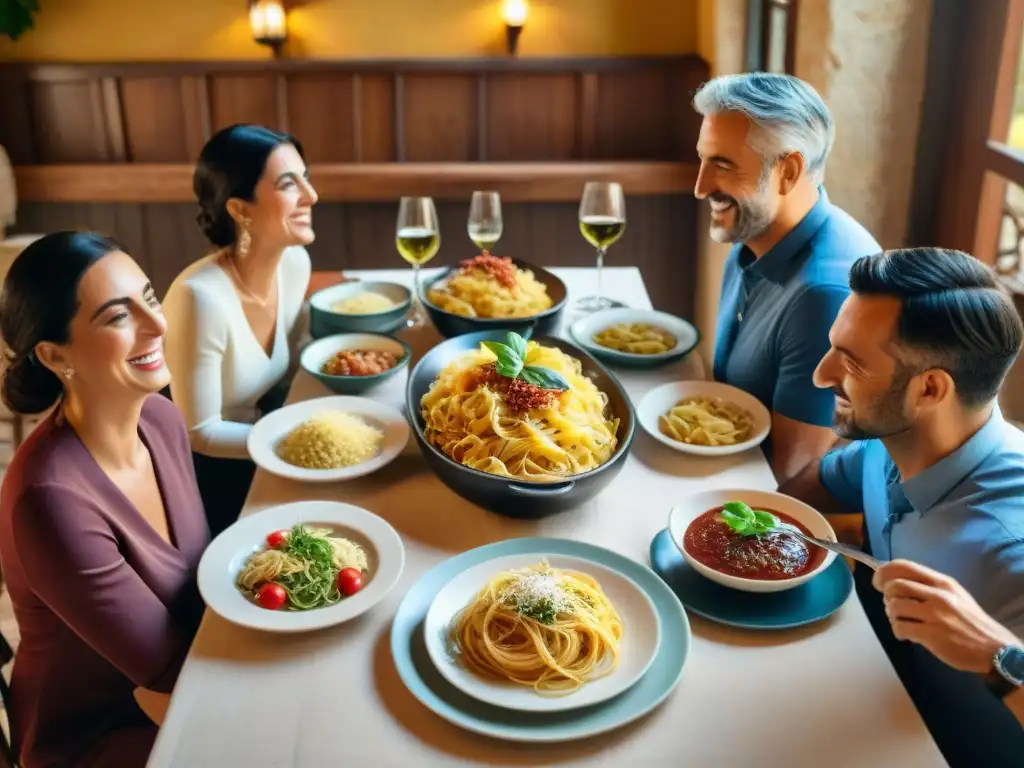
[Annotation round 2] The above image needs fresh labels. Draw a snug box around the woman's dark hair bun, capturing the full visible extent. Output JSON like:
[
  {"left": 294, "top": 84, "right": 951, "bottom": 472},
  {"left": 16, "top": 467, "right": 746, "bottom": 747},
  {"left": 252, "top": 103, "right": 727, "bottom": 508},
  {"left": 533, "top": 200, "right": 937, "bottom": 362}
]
[
  {"left": 0, "top": 231, "right": 120, "bottom": 415},
  {"left": 193, "top": 123, "right": 304, "bottom": 249}
]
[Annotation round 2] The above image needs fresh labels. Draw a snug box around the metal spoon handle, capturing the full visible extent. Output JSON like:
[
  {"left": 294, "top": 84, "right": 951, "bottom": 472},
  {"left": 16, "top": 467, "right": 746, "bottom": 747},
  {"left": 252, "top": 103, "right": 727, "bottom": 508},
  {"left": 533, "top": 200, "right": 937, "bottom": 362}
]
[{"left": 780, "top": 525, "right": 885, "bottom": 571}]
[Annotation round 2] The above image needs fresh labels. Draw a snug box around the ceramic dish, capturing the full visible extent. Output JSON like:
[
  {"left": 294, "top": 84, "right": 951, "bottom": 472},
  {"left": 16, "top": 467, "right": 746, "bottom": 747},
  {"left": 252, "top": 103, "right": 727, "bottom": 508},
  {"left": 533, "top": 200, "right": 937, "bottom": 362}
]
[
  {"left": 667, "top": 488, "right": 838, "bottom": 594},
  {"left": 649, "top": 528, "right": 853, "bottom": 630},
  {"left": 300, "top": 333, "right": 411, "bottom": 395},
  {"left": 309, "top": 280, "right": 411, "bottom": 338},
  {"left": 247, "top": 395, "right": 409, "bottom": 483},
  {"left": 391, "top": 537, "right": 689, "bottom": 742},
  {"left": 569, "top": 308, "right": 700, "bottom": 368},
  {"left": 197, "top": 500, "right": 405, "bottom": 632},
  {"left": 423, "top": 552, "right": 661, "bottom": 713},
  {"left": 636, "top": 380, "right": 771, "bottom": 457}
]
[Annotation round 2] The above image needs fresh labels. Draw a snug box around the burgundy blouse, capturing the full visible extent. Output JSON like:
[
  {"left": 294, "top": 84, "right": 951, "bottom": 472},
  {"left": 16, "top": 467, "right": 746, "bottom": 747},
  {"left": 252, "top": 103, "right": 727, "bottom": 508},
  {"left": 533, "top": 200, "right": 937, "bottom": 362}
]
[{"left": 0, "top": 395, "right": 209, "bottom": 767}]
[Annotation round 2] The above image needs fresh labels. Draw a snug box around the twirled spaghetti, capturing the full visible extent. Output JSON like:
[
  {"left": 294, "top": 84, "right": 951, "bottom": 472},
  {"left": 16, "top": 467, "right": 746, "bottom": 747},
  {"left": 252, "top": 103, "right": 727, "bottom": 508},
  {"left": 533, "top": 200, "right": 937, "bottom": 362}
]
[
  {"left": 419, "top": 340, "right": 619, "bottom": 481},
  {"left": 426, "top": 254, "right": 552, "bottom": 318},
  {"left": 449, "top": 561, "right": 623, "bottom": 694}
]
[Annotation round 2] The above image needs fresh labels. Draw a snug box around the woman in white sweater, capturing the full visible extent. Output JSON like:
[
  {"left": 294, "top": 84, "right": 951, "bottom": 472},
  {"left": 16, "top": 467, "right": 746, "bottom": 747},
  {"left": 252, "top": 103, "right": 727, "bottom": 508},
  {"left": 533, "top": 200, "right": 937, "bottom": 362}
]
[{"left": 162, "top": 124, "right": 317, "bottom": 535}]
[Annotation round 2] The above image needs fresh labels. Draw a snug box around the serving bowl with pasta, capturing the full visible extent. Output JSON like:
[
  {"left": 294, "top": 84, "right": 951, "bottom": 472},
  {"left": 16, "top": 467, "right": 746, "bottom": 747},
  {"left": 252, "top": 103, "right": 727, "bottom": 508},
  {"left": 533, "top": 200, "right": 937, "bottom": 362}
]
[
  {"left": 422, "top": 257, "right": 568, "bottom": 339},
  {"left": 569, "top": 308, "right": 700, "bottom": 368},
  {"left": 406, "top": 330, "right": 635, "bottom": 518},
  {"left": 423, "top": 551, "right": 661, "bottom": 712},
  {"left": 197, "top": 500, "right": 405, "bottom": 632},
  {"left": 636, "top": 381, "right": 771, "bottom": 456}
]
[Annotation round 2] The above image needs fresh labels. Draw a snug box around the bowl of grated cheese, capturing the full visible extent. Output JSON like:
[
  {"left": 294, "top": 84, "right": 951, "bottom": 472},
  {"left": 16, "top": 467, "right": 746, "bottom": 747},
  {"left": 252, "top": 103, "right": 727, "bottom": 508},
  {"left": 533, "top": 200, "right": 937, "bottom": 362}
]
[{"left": 310, "top": 280, "right": 411, "bottom": 338}]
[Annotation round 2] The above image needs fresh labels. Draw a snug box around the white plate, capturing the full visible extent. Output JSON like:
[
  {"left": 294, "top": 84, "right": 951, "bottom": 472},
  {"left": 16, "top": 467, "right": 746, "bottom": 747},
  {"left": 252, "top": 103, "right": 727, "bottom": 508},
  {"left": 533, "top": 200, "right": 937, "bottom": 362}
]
[
  {"left": 197, "top": 500, "right": 405, "bottom": 632},
  {"left": 423, "top": 552, "right": 661, "bottom": 713},
  {"left": 668, "top": 488, "right": 837, "bottom": 593},
  {"left": 247, "top": 395, "right": 410, "bottom": 482},
  {"left": 636, "top": 380, "right": 771, "bottom": 456},
  {"left": 569, "top": 308, "right": 700, "bottom": 364}
]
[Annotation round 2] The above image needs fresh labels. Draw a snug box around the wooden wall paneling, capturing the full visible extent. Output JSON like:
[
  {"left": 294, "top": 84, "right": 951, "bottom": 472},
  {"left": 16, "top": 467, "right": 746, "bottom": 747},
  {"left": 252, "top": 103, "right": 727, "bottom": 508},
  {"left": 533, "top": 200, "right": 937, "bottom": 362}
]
[
  {"left": 120, "top": 77, "right": 194, "bottom": 162},
  {"left": 208, "top": 75, "right": 282, "bottom": 132},
  {"left": 29, "top": 79, "right": 110, "bottom": 162},
  {"left": 669, "top": 63, "right": 705, "bottom": 163},
  {"left": 358, "top": 75, "right": 396, "bottom": 162},
  {"left": 485, "top": 74, "right": 579, "bottom": 161},
  {"left": 402, "top": 74, "right": 478, "bottom": 162},
  {"left": 579, "top": 73, "right": 599, "bottom": 158},
  {"left": 141, "top": 204, "right": 208, "bottom": 294},
  {"left": 100, "top": 78, "right": 127, "bottom": 162},
  {"left": 594, "top": 70, "right": 673, "bottom": 159},
  {"left": 286, "top": 74, "right": 356, "bottom": 162},
  {"left": 0, "top": 77, "right": 36, "bottom": 164},
  {"left": 180, "top": 76, "right": 211, "bottom": 161},
  {"left": 303, "top": 204, "right": 349, "bottom": 271}
]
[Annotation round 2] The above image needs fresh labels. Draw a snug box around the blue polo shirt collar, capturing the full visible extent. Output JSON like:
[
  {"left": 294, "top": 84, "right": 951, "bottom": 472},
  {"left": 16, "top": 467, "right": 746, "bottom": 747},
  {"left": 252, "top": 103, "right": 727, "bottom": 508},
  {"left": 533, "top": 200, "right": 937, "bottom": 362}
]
[
  {"left": 898, "top": 407, "right": 1006, "bottom": 514},
  {"left": 738, "top": 187, "right": 831, "bottom": 282}
]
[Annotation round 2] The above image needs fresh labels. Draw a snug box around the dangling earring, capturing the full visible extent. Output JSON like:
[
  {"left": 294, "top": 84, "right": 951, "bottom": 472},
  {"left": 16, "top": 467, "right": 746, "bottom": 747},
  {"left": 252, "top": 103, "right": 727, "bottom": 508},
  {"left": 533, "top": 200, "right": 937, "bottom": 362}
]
[
  {"left": 61, "top": 368, "right": 74, "bottom": 380},
  {"left": 237, "top": 219, "right": 252, "bottom": 260}
]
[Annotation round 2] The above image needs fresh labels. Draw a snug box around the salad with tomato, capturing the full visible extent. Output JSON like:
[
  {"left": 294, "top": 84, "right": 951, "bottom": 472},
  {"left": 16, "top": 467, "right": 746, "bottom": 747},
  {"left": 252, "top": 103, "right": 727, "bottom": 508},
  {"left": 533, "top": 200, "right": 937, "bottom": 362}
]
[{"left": 236, "top": 524, "right": 369, "bottom": 611}]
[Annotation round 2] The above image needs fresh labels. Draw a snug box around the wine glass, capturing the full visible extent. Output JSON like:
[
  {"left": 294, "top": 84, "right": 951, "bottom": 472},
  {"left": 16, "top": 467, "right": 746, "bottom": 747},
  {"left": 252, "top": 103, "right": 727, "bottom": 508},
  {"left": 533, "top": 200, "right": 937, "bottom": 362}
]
[
  {"left": 577, "top": 181, "right": 627, "bottom": 313},
  {"left": 468, "top": 190, "right": 502, "bottom": 254},
  {"left": 396, "top": 196, "right": 441, "bottom": 330}
]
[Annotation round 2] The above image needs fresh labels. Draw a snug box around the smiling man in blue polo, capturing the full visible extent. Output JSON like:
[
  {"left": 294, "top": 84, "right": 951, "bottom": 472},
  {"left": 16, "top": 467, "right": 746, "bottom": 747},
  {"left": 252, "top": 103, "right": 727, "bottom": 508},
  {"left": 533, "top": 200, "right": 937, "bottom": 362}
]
[
  {"left": 692, "top": 73, "right": 880, "bottom": 482},
  {"left": 781, "top": 248, "right": 1024, "bottom": 766}
]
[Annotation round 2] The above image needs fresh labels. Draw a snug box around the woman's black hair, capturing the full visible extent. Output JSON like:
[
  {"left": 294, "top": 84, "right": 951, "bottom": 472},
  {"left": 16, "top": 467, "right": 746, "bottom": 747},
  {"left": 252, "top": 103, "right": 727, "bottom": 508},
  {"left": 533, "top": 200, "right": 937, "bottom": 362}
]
[
  {"left": 0, "top": 231, "right": 121, "bottom": 414},
  {"left": 849, "top": 247, "right": 1024, "bottom": 408},
  {"left": 193, "top": 123, "right": 305, "bottom": 248}
]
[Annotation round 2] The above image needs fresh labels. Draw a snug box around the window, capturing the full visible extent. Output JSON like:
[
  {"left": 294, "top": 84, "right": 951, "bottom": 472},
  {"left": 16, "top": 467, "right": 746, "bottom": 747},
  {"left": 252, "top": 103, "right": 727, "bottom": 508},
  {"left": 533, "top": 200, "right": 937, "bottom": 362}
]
[{"left": 746, "top": 0, "right": 798, "bottom": 74}]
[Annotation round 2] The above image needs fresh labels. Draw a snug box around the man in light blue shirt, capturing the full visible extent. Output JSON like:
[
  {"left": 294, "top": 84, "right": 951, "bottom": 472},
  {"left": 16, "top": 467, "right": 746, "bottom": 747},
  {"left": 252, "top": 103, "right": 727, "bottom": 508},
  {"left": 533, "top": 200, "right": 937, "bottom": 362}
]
[
  {"left": 692, "top": 73, "right": 880, "bottom": 483},
  {"left": 781, "top": 247, "right": 1024, "bottom": 766}
]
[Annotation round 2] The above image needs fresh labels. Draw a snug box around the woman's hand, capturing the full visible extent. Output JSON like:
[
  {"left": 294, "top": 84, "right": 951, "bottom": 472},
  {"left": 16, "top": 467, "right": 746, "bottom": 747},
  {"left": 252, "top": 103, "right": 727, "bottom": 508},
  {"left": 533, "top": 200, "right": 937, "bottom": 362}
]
[{"left": 873, "top": 559, "right": 1019, "bottom": 673}]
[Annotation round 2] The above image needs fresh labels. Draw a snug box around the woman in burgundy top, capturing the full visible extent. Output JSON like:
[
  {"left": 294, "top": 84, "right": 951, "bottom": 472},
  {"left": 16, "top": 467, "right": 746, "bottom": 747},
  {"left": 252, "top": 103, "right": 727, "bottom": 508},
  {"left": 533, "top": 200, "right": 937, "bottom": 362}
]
[{"left": 0, "top": 232, "right": 209, "bottom": 767}]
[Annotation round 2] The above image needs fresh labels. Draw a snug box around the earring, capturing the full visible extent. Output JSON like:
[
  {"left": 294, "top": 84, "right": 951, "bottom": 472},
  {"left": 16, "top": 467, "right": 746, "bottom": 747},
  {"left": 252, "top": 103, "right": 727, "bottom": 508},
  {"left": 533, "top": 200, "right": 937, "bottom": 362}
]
[
  {"left": 237, "top": 222, "right": 252, "bottom": 260},
  {"left": 61, "top": 368, "right": 74, "bottom": 380}
]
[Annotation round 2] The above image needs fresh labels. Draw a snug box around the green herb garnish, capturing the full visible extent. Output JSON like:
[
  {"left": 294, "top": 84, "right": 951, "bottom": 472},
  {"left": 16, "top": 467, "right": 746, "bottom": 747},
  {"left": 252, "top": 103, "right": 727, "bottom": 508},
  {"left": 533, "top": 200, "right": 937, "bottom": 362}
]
[
  {"left": 482, "top": 332, "right": 571, "bottom": 391},
  {"left": 516, "top": 596, "right": 559, "bottom": 625},
  {"left": 720, "top": 500, "right": 780, "bottom": 537},
  {"left": 277, "top": 524, "right": 342, "bottom": 609}
]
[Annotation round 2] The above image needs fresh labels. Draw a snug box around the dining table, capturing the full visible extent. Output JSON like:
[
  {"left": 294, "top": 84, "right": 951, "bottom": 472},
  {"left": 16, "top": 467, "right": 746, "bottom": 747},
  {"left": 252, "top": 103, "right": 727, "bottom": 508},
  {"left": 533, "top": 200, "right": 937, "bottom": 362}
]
[{"left": 146, "top": 266, "right": 946, "bottom": 767}]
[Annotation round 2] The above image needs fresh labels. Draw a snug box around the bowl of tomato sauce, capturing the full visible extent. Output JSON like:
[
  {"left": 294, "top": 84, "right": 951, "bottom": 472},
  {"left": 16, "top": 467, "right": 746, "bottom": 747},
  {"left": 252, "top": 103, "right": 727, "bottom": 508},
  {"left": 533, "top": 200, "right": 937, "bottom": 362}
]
[{"left": 668, "top": 489, "right": 838, "bottom": 593}]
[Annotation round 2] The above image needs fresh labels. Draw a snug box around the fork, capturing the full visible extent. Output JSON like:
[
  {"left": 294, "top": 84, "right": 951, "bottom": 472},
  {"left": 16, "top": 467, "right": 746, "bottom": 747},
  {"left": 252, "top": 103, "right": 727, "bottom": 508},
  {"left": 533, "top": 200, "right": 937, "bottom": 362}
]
[{"left": 776, "top": 523, "right": 886, "bottom": 571}]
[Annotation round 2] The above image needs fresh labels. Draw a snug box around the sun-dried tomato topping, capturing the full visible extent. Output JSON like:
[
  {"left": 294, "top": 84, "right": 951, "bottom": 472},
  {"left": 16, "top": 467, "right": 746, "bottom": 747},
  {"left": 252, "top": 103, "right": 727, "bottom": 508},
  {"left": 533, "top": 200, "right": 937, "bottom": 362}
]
[
  {"left": 478, "top": 363, "right": 556, "bottom": 411},
  {"left": 459, "top": 253, "right": 517, "bottom": 289}
]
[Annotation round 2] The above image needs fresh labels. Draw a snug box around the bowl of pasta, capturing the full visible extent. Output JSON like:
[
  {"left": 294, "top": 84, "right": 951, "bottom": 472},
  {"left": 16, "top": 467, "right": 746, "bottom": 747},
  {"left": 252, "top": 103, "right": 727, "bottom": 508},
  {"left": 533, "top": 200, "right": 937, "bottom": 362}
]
[
  {"left": 406, "top": 329, "right": 635, "bottom": 518},
  {"left": 309, "top": 280, "right": 412, "bottom": 338},
  {"left": 422, "top": 254, "right": 568, "bottom": 339},
  {"left": 636, "top": 380, "right": 771, "bottom": 456},
  {"left": 569, "top": 308, "right": 701, "bottom": 368}
]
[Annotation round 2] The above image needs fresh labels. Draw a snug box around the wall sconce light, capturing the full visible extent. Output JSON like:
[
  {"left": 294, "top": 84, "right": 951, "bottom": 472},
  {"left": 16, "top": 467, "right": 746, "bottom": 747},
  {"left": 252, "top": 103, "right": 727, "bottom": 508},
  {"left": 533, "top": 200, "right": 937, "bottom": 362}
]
[
  {"left": 250, "top": 0, "right": 288, "bottom": 56},
  {"left": 502, "top": 0, "right": 528, "bottom": 56}
]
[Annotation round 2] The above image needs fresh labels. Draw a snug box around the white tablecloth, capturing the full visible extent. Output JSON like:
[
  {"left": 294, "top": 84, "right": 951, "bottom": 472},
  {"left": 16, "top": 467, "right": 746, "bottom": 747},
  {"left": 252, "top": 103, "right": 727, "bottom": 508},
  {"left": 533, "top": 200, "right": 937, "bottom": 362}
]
[{"left": 147, "top": 267, "right": 943, "bottom": 767}]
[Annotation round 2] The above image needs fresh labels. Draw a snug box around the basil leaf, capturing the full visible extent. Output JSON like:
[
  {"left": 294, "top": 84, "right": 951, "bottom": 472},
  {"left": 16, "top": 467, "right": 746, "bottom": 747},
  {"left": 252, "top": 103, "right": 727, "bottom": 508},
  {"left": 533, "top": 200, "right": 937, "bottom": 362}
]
[
  {"left": 752, "top": 511, "right": 779, "bottom": 529},
  {"left": 719, "top": 510, "right": 755, "bottom": 535},
  {"left": 722, "top": 501, "right": 756, "bottom": 522},
  {"left": 505, "top": 332, "right": 528, "bottom": 361},
  {"left": 482, "top": 340, "right": 512, "bottom": 361},
  {"left": 495, "top": 357, "right": 523, "bottom": 379},
  {"left": 519, "top": 365, "right": 571, "bottom": 391}
]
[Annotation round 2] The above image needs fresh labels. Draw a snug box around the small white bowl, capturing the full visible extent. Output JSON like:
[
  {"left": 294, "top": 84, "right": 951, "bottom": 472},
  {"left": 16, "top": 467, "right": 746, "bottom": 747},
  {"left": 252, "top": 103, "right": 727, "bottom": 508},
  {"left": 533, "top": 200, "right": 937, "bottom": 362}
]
[
  {"left": 569, "top": 308, "right": 700, "bottom": 368},
  {"left": 668, "top": 488, "right": 837, "bottom": 593},
  {"left": 636, "top": 380, "right": 771, "bottom": 456}
]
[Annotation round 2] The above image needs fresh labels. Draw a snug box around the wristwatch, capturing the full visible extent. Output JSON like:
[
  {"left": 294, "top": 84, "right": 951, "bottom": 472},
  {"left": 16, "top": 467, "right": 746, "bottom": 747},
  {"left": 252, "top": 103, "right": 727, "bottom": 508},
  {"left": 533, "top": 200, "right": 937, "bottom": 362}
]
[{"left": 984, "top": 645, "right": 1024, "bottom": 699}]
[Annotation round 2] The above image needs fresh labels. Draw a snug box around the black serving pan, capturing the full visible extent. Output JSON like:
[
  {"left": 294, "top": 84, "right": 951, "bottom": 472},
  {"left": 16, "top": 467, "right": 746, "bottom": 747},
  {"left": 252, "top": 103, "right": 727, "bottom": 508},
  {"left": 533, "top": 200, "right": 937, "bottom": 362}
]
[
  {"left": 406, "top": 330, "right": 635, "bottom": 519},
  {"left": 421, "top": 259, "right": 568, "bottom": 339}
]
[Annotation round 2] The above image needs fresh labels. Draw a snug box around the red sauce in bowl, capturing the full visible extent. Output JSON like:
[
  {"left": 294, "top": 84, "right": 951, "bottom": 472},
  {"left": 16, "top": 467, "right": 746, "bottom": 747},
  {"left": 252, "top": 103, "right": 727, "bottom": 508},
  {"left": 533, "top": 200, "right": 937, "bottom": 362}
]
[{"left": 683, "top": 507, "right": 827, "bottom": 580}]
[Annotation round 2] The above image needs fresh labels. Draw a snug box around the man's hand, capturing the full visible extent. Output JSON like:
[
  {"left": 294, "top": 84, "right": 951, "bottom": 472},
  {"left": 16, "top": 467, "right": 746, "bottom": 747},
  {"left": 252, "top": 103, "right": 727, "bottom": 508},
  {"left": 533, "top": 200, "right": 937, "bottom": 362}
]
[{"left": 873, "top": 559, "right": 1020, "bottom": 673}]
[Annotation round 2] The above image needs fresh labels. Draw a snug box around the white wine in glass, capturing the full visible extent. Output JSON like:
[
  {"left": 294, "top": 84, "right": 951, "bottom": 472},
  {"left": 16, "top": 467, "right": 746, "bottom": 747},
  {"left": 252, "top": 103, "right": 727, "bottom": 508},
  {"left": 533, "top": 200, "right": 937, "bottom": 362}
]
[
  {"left": 396, "top": 196, "right": 440, "bottom": 329},
  {"left": 467, "top": 190, "right": 502, "bottom": 253},
  {"left": 577, "top": 181, "right": 627, "bottom": 312}
]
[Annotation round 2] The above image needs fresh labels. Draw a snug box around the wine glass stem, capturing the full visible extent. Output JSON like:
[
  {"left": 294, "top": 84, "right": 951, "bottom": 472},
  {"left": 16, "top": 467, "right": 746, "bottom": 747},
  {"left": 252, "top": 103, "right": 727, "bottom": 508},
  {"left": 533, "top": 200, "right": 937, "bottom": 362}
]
[
  {"left": 412, "top": 263, "right": 423, "bottom": 321},
  {"left": 595, "top": 247, "right": 606, "bottom": 300}
]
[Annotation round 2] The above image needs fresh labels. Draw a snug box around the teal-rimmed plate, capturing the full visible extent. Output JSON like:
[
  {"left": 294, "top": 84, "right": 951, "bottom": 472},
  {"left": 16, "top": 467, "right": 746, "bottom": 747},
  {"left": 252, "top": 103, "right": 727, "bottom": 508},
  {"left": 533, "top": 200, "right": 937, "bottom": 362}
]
[
  {"left": 649, "top": 529, "right": 854, "bottom": 630},
  {"left": 390, "top": 537, "right": 690, "bottom": 742}
]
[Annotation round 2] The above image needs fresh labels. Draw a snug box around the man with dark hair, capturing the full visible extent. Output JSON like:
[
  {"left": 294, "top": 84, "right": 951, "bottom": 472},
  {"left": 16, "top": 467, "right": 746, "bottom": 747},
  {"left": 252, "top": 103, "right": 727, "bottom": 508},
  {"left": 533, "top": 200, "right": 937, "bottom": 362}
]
[{"left": 781, "top": 247, "right": 1024, "bottom": 766}]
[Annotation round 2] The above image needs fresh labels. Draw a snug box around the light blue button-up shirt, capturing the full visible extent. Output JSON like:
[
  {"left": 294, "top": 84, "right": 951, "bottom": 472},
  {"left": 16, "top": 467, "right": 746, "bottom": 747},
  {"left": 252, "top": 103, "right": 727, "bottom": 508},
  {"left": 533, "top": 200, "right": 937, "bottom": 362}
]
[{"left": 820, "top": 408, "right": 1024, "bottom": 635}]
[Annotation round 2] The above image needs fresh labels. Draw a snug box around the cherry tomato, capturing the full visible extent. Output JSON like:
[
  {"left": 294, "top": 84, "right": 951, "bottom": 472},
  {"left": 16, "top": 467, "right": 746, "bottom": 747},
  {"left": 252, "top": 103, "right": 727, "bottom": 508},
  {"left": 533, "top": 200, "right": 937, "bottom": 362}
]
[
  {"left": 265, "top": 530, "right": 288, "bottom": 549},
  {"left": 337, "top": 568, "right": 364, "bottom": 597},
  {"left": 256, "top": 583, "right": 288, "bottom": 610}
]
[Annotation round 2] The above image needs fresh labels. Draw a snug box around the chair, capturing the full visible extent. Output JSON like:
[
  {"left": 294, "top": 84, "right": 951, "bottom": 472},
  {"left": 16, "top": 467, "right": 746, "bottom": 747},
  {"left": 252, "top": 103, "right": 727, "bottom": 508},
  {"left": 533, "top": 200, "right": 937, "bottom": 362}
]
[{"left": 0, "top": 629, "right": 16, "bottom": 767}]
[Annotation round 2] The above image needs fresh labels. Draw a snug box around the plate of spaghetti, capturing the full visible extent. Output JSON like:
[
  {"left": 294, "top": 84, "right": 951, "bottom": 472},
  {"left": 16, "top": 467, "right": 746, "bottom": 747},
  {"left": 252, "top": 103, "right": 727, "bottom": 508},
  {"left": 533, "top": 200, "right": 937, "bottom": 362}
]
[
  {"left": 637, "top": 380, "right": 771, "bottom": 456},
  {"left": 569, "top": 307, "right": 700, "bottom": 368},
  {"left": 198, "top": 500, "right": 405, "bottom": 632},
  {"left": 422, "top": 257, "right": 568, "bottom": 339},
  {"left": 423, "top": 553, "right": 661, "bottom": 712}
]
